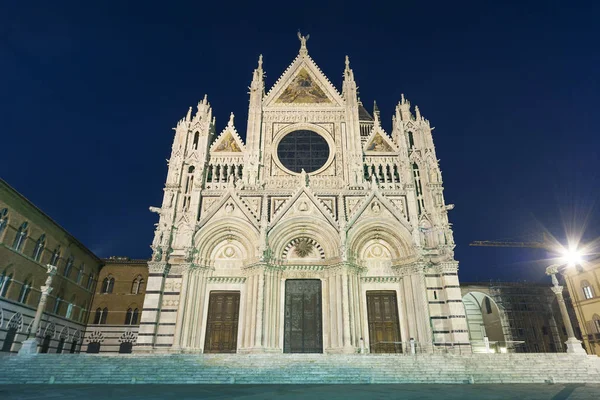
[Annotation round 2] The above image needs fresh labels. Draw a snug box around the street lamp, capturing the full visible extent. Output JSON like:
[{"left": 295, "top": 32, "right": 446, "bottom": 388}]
[
  {"left": 18, "top": 264, "right": 58, "bottom": 355},
  {"left": 545, "top": 254, "right": 587, "bottom": 355}
]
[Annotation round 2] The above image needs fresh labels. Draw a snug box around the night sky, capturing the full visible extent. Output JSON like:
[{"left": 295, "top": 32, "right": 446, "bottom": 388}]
[{"left": 2, "top": 1, "right": 599, "bottom": 283}]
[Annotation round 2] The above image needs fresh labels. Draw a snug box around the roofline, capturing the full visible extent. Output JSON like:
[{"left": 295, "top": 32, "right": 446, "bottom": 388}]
[
  {"left": 102, "top": 257, "right": 150, "bottom": 265},
  {"left": 0, "top": 178, "right": 103, "bottom": 264}
]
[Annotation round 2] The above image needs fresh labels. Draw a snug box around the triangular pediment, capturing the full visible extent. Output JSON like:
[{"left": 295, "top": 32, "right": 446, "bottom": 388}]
[
  {"left": 264, "top": 55, "right": 344, "bottom": 107},
  {"left": 210, "top": 116, "right": 245, "bottom": 154},
  {"left": 270, "top": 186, "right": 338, "bottom": 230},
  {"left": 364, "top": 128, "right": 398, "bottom": 154},
  {"left": 347, "top": 190, "right": 410, "bottom": 231},
  {"left": 275, "top": 68, "right": 331, "bottom": 104},
  {"left": 197, "top": 190, "right": 259, "bottom": 230}
]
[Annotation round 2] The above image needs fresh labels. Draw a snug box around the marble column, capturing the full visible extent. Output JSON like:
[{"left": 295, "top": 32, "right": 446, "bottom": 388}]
[{"left": 19, "top": 264, "right": 57, "bottom": 355}]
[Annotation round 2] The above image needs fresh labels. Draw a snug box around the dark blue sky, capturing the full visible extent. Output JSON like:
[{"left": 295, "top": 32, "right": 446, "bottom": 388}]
[{"left": 2, "top": 1, "right": 599, "bottom": 282}]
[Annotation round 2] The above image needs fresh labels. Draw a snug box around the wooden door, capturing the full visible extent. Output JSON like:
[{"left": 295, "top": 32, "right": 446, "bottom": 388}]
[
  {"left": 203, "top": 291, "right": 240, "bottom": 353},
  {"left": 284, "top": 279, "right": 323, "bottom": 353},
  {"left": 366, "top": 291, "right": 402, "bottom": 353}
]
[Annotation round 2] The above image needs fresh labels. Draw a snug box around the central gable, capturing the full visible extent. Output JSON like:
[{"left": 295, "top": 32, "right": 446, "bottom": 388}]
[
  {"left": 276, "top": 68, "right": 330, "bottom": 104},
  {"left": 264, "top": 54, "right": 344, "bottom": 107}
]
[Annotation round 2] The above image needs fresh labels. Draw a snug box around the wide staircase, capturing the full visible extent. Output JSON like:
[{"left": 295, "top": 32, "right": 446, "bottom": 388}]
[{"left": 1, "top": 353, "right": 599, "bottom": 384}]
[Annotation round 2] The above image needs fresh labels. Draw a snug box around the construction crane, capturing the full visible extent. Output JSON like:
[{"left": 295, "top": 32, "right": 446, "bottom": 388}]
[{"left": 469, "top": 233, "right": 556, "bottom": 252}]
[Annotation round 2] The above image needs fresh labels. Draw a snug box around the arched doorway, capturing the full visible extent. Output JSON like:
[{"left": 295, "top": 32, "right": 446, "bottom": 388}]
[{"left": 462, "top": 292, "right": 506, "bottom": 353}]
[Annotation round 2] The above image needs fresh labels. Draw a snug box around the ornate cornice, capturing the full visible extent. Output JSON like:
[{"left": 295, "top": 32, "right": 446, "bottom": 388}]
[{"left": 148, "top": 261, "right": 170, "bottom": 275}]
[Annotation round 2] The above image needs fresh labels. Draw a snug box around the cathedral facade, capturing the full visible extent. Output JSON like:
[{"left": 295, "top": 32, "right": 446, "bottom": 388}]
[{"left": 137, "top": 36, "right": 469, "bottom": 354}]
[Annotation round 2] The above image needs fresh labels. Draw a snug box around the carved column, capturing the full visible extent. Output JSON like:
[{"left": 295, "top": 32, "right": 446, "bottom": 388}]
[
  {"left": 171, "top": 267, "right": 191, "bottom": 350},
  {"left": 18, "top": 264, "right": 57, "bottom": 355}
]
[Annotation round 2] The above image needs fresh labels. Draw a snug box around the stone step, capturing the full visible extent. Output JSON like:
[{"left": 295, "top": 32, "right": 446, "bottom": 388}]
[{"left": 2, "top": 353, "right": 598, "bottom": 385}]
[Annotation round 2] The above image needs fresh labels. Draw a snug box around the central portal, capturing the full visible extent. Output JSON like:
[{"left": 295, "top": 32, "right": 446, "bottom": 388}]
[{"left": 284, "top": 279, "right": 323, "bottom": 353}]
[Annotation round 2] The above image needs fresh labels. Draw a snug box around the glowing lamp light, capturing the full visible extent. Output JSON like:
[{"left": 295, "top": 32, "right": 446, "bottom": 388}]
[{"left": 560, "top": 247, "right": 583, "bottom": 267}]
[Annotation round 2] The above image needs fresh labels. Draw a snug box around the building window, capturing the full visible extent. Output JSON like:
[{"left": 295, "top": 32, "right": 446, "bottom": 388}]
[
  {"left": 76, "top": 265, "right": 84, "bottom": 284},
  {"left": 131, "top": 275, "right": 144, "bottom": 294},
  {"left": 12, "top": 222, "right": 28, "bottom": 252},
  {"left": 593, "top": 315, "right": 600, "bottom": 333},
  {"left": 0, "top": 272, "right": 12, "bottom": 297},
  {"left": 193, "top": 131, "right": 199, "bottom": 150},
  {"left": 50, "top": 246, "right": 61, "bottom": 266},
  {"left": 18, "top": 280, "right": 32, "bottom": 303},
  {"left": 93, "top": 307, "right": 108, "bottom": 324},
  {"left": 124, "top": 308, "right": 140, "bottom": 325},
  {"left": 484, "top": 297, "right": 492, "bottom": 314},
  {"left": 79, "top": 303, "right": 87, "bottom": 323},
  {"left": 64, "top": 256, "right": 74, "bottom": 278},
  {"left": 53, "top": 296, "right": 62, "bottom": 315},
  {"left": 32, "top": 234, "right": 45, "bottom": 262},
  {"left": 0, "top": 208, "right": 8, "bottom": 241},
  {"left": 87, "top": 273, "right": 95, "bottom": 290},
  {"left": 66, "top": 303, "right": 74, "bottom": 319},
  {"left": 407, "top": 131, "right": 415, "bottom": 148},
  {"left": 101, "top": 276, "right": 115, "bottom": 294},
  {"left": 582, "top": 281, "right": 594, "bottom": 300}
]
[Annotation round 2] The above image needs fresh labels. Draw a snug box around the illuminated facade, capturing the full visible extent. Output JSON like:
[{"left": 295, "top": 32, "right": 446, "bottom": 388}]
[{"left": 138, "top": 35, "right": 469, "bottom": 354}]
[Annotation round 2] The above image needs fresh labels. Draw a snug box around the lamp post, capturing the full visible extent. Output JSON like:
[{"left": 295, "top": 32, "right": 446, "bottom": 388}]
[
  {"left": 18, "top": 264, "right": 57, "bottom": 355},
  {"left": 545, "top": 263, "right": 587, "bottom": 354}
]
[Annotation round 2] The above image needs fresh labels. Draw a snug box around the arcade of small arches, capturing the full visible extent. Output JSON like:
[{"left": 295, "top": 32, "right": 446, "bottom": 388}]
[{"left": 0, "top": 307, "right": 82, "bottom": 353}]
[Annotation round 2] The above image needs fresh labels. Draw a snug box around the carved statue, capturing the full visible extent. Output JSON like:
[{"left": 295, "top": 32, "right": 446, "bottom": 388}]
[{"left": 297, "top": 31, "right": 310, "bottom": 48}]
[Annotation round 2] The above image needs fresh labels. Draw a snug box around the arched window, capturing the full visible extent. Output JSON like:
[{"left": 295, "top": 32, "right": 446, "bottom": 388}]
[
  {"left": 93, "top": 308, "right": 102, "bottom": 324},
  {"left": 484, "top": 297, "right": 493, "bottom": 314},
  {"left": 53, "top": 294, "right": 63, "bottom": 315},
  {"left": 131, "top": 275, "right": 144, "bottom": 294},
  {"left": 76, "top": 264, "right": 84, "bottom": 284},
  {"left": 65, "top": 295, "right": 76, "bottom": 319},
  {"left": 132, "top": 308, "right": 139, "bottom": 325},
  {"left": 0, "top": 208, "right": 9, "bottom": 241},
  {"left": 0, "top": 272, "right": 13, "bottom": 297},
  {"left": 124, "top": 308, "right": 133, "bottom": 325},
  {"left": 407, "top": 131, "right": 415, "bottom": 148},
  {"left": 593, "top": 314, "right": 600, "bottom": 333},
  {"left": 32, "top": 234, "right": 45, "bottom": 262},
  {"left": 101, "top": 307, "right": 108, "bottom": 324},
  {"left": 12, "top": 222, "right": 28, "bottom": 252},
  {"left": 18, "top": 279, "right": 32, "bottom": 304},
  {"left": 87, "top": 273, "right": 95, "bottom": 290},
  {"left": 64, "top": 256, "right": 74, "bottom": 278},
  {"left": 79, "top": 302, "right": 87, "bottom": 322},
  {"left": 50, "top": 246, "right": 61, "bottom": 266},
  {"left": 582, "top": 281, "right": 595, "bottom": 300},
  {"left": 101, "top": 276, "right": 115, "bottom": 293},
  {"left": 193, "top": 131, "right": 199, "bottom": 150}
]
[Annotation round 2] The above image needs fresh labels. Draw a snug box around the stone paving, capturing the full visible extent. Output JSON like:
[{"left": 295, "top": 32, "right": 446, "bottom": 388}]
[{"left": 1, "top": 384, "right": 599, "bottom": 400}]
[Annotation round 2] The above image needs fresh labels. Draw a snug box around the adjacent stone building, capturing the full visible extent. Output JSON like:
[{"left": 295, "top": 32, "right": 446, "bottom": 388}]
[
  {"left": 0, "top": 179, "right": 103, "bottom": 353},
  {"left": 139, "top": 35, "right": 469, "bottom": 354},
  {"left": 562, "top": 257, "right": 600, "bottom": 356},
  {"left": 84, "top": 257, "right": 148, "bottom": 353},
  {"left": 461, "top": 281, "right": 581, "bottom": 353}
]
